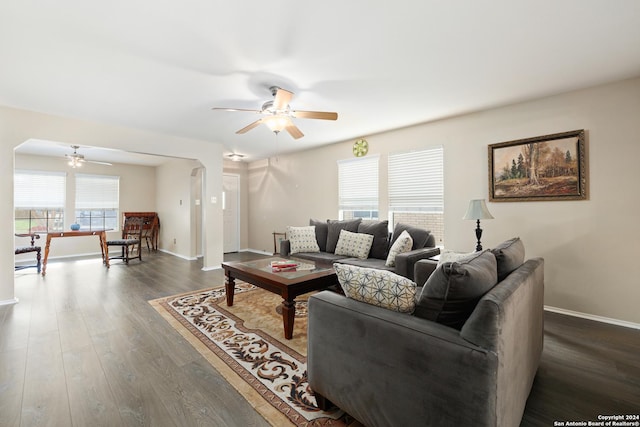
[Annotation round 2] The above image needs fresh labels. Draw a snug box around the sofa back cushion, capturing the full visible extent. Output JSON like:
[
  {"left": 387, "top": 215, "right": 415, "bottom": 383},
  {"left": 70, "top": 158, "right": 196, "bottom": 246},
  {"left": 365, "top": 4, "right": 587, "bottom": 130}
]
[
  {"left": 491, "top": 237, "right": 525, "bottom": 281},
  {"left": 357, "top": 220, "right": 389, "bottom": 259},
  {"left": 390, "top": 223, "right": 432, "bottom": 250},
  {"left": 414, "top": 250, "right": 498, "bottom": 330},
  {"left": 309, "top": 219, "right": 329, "bottom": 252},
  {"left": 287, "top": 225, "right": 320, "bottom": 254},
  {"left": 326, "top": 219, "right": 362, "bottom": 253},
  {"left": 334, "top": 263, "right": 417, "bottom": 313}
]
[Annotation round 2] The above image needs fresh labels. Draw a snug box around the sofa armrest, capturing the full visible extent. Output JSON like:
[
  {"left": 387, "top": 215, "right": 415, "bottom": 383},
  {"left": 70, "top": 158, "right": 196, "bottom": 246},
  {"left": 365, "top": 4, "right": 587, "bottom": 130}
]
[
  {"left": 414, "top": 258, "right": 439, "bottom": 286},
  {"left": 279, "top": 239, "right": 291, "bottom": 257},
  {"left": 394, "top": 246, "right": 440, "bottom": 281},
  {"left": 308, "top": 291, "right": 497, "bottom": 427}
]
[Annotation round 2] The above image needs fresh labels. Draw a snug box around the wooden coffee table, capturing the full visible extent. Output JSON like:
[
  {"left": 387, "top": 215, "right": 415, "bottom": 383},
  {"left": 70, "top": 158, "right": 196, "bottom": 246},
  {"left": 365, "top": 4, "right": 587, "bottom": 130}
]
[{"left": 221, "top": 257, "right": 337, "bottom": 339}]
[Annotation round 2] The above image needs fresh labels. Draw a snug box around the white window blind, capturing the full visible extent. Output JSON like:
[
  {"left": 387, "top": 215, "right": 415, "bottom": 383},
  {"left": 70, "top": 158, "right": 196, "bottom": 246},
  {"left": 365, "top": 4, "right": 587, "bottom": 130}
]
[
  {"left": 75, "top": 174, "right": 120, "bottom": 209},
  {"left": 338, "top": 155, "right": 379, "bottom": 211},
  {"left": 14, "top": 170, "right": 66, "bottom": 208},
  {"left": 388, "top": 146, "right": 444, "bottom": 212}
]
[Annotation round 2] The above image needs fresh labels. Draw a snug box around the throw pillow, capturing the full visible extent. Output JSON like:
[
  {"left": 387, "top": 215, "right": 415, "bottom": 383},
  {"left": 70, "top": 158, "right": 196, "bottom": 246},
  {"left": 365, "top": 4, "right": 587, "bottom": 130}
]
[
  {"left": 436, "top": 249, "right": 475, "bottom": 267},
  {"left": 309, "top": 219, "right": 329, "bottom": 252},
  {"left": 414, "top": 250, "right": 498, "bottom": 330},
  {"left": 385, "top": 230, "right": 413, "bottom": 267},
  {"left": 326, "top": 219, "right": 362, "bottom": 253},
  {"left": 491, "top": 237, "right": 525, "bottom": 281},
  {"left": 334, "top": 263, "right": 417, "bottom": 313},
  {"left": 334, "top": 229, "right": 374, "bottom": 260},
  {"left": 357, "top": 220, "right": 390, "bottom": 260},
  {"left": 287, "top": 225, "right": 320, "bottom": 255},
  {"left": 389, "top": 223, "right": 431, "bottom": 250}
]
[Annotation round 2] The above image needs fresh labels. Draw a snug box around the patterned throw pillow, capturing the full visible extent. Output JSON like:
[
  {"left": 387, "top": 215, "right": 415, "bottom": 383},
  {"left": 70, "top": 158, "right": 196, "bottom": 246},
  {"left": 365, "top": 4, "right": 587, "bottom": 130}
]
[
  {"left": 334, "top": 263, "right": 417, "bottom": 313},
  {"left": 334, "top": 230, "right": 374, "bottom": 259},
  {"left": 437, "top": 249, "right": 475, "bottom": 266},
  {"left": 385, "top": 230, "right": 413, "bottom": 267},
  {"left": 287, "top": 226, "right": 320, "bottom": 254}
]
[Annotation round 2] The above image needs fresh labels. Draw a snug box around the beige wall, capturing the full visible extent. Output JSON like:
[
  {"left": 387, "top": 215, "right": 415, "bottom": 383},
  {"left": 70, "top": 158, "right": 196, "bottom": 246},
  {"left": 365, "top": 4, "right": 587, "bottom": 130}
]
[
  {"left": 247, "top": 76, "right": 640, "bottom": 325},
  {"left": 14, "top": 153, "right": 156, "bottom": 259}
]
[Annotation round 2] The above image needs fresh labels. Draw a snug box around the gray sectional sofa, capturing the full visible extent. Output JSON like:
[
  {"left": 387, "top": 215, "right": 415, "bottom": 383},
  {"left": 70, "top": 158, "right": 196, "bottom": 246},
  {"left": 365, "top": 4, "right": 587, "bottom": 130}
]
[
  {"left": 280, "top": 219, "right": 440, "bottom": 280},
  {"left": 307, "top": 238, "right": 544, "bottom": 427}
]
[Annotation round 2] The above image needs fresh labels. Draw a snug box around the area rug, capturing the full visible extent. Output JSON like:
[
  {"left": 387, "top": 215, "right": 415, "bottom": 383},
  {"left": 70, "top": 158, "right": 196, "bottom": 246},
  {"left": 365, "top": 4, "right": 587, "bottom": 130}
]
[{"left": 150, "top": 283, "right": 355, "bottom": 427}]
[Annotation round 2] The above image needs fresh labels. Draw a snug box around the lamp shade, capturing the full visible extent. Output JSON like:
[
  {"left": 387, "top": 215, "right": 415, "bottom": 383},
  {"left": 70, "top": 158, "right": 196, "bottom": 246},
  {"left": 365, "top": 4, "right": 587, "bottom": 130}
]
[{"left": 462, "top": 199, "right": 494, "bottom": 220}]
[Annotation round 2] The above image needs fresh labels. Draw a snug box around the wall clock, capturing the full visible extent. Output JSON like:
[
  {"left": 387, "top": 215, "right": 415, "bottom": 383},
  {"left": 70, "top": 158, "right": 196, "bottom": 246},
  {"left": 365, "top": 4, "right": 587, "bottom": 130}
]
[{"left": 353, "top": 139, "right": 369, "bottom": 157}]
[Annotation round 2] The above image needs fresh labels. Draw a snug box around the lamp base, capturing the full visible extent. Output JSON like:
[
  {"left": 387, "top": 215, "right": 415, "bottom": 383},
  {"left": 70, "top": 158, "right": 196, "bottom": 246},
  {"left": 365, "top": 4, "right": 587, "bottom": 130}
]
[{"left": 474, "top": 220, "right": 483, "bottom": 252}]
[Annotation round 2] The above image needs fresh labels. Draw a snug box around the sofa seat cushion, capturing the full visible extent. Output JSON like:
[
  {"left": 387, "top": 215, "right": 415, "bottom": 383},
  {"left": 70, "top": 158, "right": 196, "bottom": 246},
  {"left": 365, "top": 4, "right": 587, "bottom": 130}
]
[
  {"left": 287, "top": 225, "right": 320, "bottom": 254},
  {"left": 334, "top": 229, "right": 374, "bottom": 259},
  {"left": 326, "top": 219, "right": 362, "bottom": 253},
  {"left": 335, "top": 257, "right": 396, "bottom": 272},
  {"left": 334, "top": 263, "right": 417, "bottom": 313},
  {"left": 385, "top": 230, "right": 413, "bottom": 267},
  {"left": 293, "top": 252, "right": 350, "bottom": 263},
  {"left": 414, "top": 250, "right": 498, "bottom": 329},
  {"left": 491, "top": 237, "right": 525, "bottom": 281},
  {"left": 357, "top": 220, "right": 390, "bottom": 259}
]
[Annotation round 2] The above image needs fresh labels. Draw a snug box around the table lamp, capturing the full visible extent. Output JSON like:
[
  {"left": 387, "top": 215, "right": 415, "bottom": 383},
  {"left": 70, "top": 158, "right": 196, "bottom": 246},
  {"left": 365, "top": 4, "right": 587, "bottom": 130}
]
[{"left": 463, "top": 199, "right": 494, "bottom": 251}]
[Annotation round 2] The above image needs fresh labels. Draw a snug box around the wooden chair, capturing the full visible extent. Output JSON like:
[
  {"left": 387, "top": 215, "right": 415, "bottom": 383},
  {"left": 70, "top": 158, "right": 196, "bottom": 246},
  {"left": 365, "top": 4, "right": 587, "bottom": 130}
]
[
  {"left": 15, "top": 233, "right": 42, "bottom": 273},
  {"left": 106, "top": 216, "right": 144, "bottom": 264}
]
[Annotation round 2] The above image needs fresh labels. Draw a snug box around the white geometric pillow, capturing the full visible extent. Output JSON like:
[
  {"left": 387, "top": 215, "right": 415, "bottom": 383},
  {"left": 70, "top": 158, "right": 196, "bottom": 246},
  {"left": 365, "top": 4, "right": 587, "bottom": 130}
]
[
  {"left": 385, "top": 230, "right": 413, "bottom": 267},
  {"left": 437, "top": 249, "right": 476, "bottom": 266},
  {"left": 334, "top": 229, "right": 374, "bottom": 260},
  {"left": 287, "top": 226, "right": 320, "bottom": 254},
  {"left": 334, "top": 263, "right": 417, "bottom": 313}
]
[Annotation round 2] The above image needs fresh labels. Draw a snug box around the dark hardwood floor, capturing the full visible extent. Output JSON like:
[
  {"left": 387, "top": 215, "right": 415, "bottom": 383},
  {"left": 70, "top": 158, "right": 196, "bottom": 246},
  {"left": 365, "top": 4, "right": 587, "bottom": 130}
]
[{"left": 2, "top": 251, "right": 639, "bottom": 426}]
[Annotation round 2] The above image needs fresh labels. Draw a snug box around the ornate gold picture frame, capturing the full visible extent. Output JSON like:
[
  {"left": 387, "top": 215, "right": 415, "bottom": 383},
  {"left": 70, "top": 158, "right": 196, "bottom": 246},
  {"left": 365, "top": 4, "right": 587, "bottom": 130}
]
[{"left": 488, "top": 129, "right": 587, "bottom": 202}]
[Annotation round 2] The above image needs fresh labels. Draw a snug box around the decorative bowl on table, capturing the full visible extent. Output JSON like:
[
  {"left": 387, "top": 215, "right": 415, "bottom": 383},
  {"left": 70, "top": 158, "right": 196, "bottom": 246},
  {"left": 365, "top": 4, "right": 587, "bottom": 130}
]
[{"left": 70, "top": 223, "right": 81, "bottom": 230}]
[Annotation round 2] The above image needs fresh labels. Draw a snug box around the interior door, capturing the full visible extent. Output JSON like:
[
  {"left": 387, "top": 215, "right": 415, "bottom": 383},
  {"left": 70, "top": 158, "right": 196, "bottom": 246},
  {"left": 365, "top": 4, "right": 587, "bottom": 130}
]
[{"left": 222, "top": 174, "right": 240, "bottom": 253}]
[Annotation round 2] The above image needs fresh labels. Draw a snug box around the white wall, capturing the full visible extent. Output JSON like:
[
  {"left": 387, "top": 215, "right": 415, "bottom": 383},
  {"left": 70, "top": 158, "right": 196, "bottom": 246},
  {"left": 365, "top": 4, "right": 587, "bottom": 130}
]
[
  {"left": 14, "top": 153, "right": 156, "bottom": 259},
  {"left": 247, "top": 76, "right": 640, "bottom": 325},
  {"left": 1, "top": 106, "right": 225, "bottom": 305}
]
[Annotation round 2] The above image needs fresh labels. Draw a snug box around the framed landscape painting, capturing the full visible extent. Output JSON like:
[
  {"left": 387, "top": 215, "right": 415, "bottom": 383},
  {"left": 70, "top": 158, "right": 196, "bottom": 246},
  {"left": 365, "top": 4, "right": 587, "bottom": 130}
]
[{"left": 488, "top": 129, "right": 587, "bottom": 202}]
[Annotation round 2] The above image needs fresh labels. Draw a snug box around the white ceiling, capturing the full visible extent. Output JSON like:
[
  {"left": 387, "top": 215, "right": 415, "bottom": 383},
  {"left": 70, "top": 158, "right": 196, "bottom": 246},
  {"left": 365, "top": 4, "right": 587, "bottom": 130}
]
[{"left": 3, "top": 1, "right": 640, "bottom": 165}]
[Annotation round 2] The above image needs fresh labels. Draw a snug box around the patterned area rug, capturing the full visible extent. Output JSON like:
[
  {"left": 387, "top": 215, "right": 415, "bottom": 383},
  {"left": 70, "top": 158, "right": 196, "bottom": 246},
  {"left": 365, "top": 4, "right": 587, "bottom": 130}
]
[{"left": 150, "top": 283, "right": 354, "bottom": 427}]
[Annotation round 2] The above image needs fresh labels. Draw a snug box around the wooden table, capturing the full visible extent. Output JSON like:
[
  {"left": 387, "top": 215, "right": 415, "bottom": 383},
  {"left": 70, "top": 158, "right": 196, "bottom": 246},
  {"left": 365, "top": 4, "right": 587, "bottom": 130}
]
[
  {"left": 221, "top": 257, "right": 338, "bottom": 339},
  {"left": 41, "top": 229, "right": 111, "bottom": 276}
]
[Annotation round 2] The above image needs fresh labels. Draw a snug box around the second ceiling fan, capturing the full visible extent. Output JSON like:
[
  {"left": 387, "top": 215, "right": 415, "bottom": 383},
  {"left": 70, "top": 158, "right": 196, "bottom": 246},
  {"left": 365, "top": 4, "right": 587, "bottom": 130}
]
[{"left": 213, "top": 86, "right": 338, "bottom": 139}]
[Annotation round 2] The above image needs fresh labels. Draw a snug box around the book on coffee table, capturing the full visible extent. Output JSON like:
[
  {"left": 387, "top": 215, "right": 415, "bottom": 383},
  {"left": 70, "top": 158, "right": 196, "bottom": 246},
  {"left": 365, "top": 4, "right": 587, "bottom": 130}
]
[{"left": 270, "top": 260, "right": 299, "bottom": 272}]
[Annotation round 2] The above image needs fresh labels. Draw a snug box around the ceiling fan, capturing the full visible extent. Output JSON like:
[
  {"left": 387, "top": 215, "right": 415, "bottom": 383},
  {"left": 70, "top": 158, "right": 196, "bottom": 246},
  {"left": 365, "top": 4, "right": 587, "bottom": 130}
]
[
  {"left": 212, "top": 86, "right": 338, "bottom": 139},
  {"left": 65, "top": 145, "right": 112, "bottom": 168}
]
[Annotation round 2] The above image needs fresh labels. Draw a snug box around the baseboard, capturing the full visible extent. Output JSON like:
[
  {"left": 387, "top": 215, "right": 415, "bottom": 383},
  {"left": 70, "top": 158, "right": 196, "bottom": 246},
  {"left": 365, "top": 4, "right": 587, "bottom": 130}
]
[
  {"left": 201, "top": 265, "right": 221, "bottom": 272},
  {"left": 544, "top": 305, "right": 640, "bottom": 330},
  {"left": 239, "top": 248, "right": 273, "bottom": 256},
  {"left": 0, "top": 297, "right": 19, "bottom": 306},
  {"left": 158, "top": 249, "right": 197, "bottom": 261}
]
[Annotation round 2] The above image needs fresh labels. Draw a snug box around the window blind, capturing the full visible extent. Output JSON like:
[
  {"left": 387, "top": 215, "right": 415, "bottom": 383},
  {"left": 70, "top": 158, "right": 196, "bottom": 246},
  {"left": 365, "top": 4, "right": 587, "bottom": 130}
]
[
  {"left": 338, "top": 155, "right": 379, "bottom": 211},
  {"left": 75, "top": 174, "right": 120, "bottom": 209},
  {"left": 14, "top": 170, "right": 66, "bottom": 208},
  {"left": 388, "top": 146, "right": 444, "bottom": 212}
]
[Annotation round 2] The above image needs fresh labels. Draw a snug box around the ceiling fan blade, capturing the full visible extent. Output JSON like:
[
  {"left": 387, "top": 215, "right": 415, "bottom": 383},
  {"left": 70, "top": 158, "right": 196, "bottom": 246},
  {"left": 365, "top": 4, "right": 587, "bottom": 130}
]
[
  {"left": 236, "top": 119, "right": 263, "bottom": 134},
  {"left": 87, "top": 160, "right": 113, "bottom": 166},
  {"left": 212, "top": 107, "right": 261, "bottom": 113},
  {"left": 291, "top": 110, "right": 338, "bottom": 120},
  {"left": 273, "top": 88, "right": 293, "bottom": 111},
  {"left": 285, "top": 123, "right": 304, "bottom": 140}
]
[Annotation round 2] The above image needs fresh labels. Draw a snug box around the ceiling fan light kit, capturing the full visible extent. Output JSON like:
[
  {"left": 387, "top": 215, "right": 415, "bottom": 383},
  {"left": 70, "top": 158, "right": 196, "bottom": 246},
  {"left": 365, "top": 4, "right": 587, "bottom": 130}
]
[
  {"left": 65, "top": 145, "right": 112, "bottom": 167},
  {"left": 213, "top": 86, "right": 338, "bottom": 140}
]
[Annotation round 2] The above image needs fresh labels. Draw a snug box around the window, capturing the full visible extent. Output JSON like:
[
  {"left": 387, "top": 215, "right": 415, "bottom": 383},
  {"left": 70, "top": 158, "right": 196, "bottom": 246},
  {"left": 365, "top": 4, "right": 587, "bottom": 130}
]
[
  {"left": 388, "top": 146, "right": 444, "bottom": 244},
  {"left": 338, "top": 155, "right": 379, "bottom": 220},
  {"left": 14, "top": 170, "right": 66, "bottom": 233},
  {"left": 75, "top": 174, "right": 120, "bottom": 231}
]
